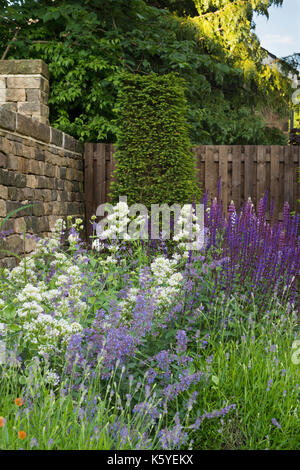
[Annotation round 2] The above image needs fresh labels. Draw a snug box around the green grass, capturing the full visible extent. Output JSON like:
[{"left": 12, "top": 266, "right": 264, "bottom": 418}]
[{"left": 188, "top": 305, "right": 300, "bottom": 449}]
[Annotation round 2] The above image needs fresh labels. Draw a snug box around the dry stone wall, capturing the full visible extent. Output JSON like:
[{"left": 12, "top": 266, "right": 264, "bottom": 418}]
[{"left": 0, "top": 105, "right": 85, "bottom": 269}]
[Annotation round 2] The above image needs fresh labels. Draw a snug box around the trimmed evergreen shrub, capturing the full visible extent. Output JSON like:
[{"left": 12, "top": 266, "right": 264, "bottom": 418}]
[{"left": 110, "top": 72, "right": 201, "bottom": 207}]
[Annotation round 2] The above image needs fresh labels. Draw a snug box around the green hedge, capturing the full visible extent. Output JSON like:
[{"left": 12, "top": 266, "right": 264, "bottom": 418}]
[{"left": 110, "top": 72, "right": 201, "bottom": 207}]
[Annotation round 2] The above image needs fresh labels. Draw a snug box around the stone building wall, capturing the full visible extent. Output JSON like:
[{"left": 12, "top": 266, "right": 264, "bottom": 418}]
[{"left": 0, "top": 94, "right": 85, "bottom": 269}]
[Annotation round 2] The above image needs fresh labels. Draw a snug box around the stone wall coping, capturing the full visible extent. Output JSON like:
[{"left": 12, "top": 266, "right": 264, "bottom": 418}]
[
  {"left": 0, "top": 106, "right": 83, "bottom": 154},
  {"left": 0, "top": 60, "right": 49, "bottom": 80}
]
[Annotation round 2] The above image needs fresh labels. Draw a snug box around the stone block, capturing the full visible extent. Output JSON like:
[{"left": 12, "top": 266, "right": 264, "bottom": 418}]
[
  {"left": 25, "top": 236, "right": 37, "bottom": 253},
  {"left": 41, "top": 78, "right": 49, "bottom": 94},
  {"left": 16, "top": 113, "right": 35, "bottom": 137},
  {"left": 22, "top": 187, "right": 34, "bottom": 200},
  {"left": 60, "top": 167, "right": 67, "bottom": 179},
  {"left": 0, "top": 89, "right": 6, "bottom": 101},
  {"left": 45, "top": 163, "right": 55, "bottom": 178},
  {"left": 6, "top": 76, "right": 42, "bottom": 89},
  {"left": 6, "top": 89, "right": 26, "bottom": 102},
  {"left": 54, "top": 166, "right": 60, "bottom": 178},
  {"left": 40, "top": 104, "right": 49, "bottom": 117},
  {"left": 10, "top": 141, "right": 24, "bottom": 157},
  {"left": 0, "top": 78, "right": 6, "bottom": 89},
  {"left": 0, "top": 169, "right": 8, "bottom": 185},
  {"left": 37, "top": 216, "right": 49, "bottom": 232},
  {"left": 0, "top": 103, "right": 17, "bottom": 113},
  {"left": 0, "top": 60, "right": 49, "bottom": 79},
  {"left": 24, "top": 215, "right": 35, "bottom": 233},
  {"left": 6, "top": 201, "right": 32, "bottom": 217},
  {"left": 7, "top": 171, "right": 26, "bottom": 188},
  {"left": 8, "top": 186, "right": 21, "bottom": 200},
  {"left": 32, "top": 201, "right": 44, "bottom": 217},
  {"left": 18, "top": 156, "right": 29, "bottom": 173},
  {"left": 0, "top": 185, "right": 8, "bottom": 199},
  {"left": 0, "top": 151, "right": 7, "bottom": 168},
  {"left": 18, "top": 101, "right": 41, "bottom": 114},
  {"left": 13, "top": 217, "right": 27, "bottom": 234},
  {"left": 28, "top": 159, "right": 41, "bottom": 175},
  {"left": 37, "top": 116, "right": 49, "bottom": 125},
  {"left": 6, "top": 155, "right": 18, "bottom": 171},
  {"left": 43, "top": 202, "right": 53, "bottom": 216},
  {"left": 32, "top": 121, "right": 50, "bottom": 143},
  {"left": 0, "top": 107, "right": 16, "bottom": 131},
  {"left": 0, "top": 217, "right": 13, "bottom": 231},
  {"left": 74, "top": 140, "right": 84, "bottom": 154},
  {"left": 16, "top": 113, "right": 50, "bottom": 143},
  {"left": 0, "top": 257, "right": 17, "bottom": 269},
  {"left": 6, "top": 234, "right": 24, "bottom": 254},
  {"left": 26, "top": 174, "right": 39, "bottom": 189},
  {"left": 0, "top": 199, "right": 6, "bottom": 217},
  {"left": 63, "top": 133, "right": 77, "bottom": 152},
  {"left": 35, "top": 150, "right": 45, "bottom": 162},
  {"left": 51, "top": 190, "right": 58, "bottom": 201},
  {"left": 48, "top": 215, "right": 59, "bottom": 231},
  {"left": 34, "top": 189, "right": 51, "bottom": 201},
  {"left": 26, "top": 89, "right": 48, "bottom": 104}
]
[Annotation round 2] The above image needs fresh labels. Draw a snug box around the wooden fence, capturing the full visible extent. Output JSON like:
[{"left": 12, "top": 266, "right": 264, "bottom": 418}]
[{"left": 84, "top": 144, "right": 300, "bottom": 233}]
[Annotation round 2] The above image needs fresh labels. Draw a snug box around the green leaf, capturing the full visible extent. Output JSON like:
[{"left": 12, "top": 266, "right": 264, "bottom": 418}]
[{"left": 211, "top": 375, "right": 219, "bottom": 386}]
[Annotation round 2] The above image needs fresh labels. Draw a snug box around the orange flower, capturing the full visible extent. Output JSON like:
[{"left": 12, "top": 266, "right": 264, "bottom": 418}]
[
  {"left": 15, "top": 398, "right": 23, "bottom": 407},
  {"left": 18, "top": 430, "right": 26, "bottom": 440},
  {"left": 0, "top": 417, "right": 6, "bottom": 428}
]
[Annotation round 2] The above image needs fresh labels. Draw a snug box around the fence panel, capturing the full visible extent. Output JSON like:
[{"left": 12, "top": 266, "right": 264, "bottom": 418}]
[{"left": 84, "top": 144, "right": 300, "bottom": 234}]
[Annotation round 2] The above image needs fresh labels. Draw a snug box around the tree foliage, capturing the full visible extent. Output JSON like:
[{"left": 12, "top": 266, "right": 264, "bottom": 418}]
[{"left": 0, "top": 0, "right": 291, "bottom": 144}]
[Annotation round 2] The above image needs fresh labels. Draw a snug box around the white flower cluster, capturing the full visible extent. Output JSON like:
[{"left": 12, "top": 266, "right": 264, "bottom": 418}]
[
  {"left": 44, "top": 369, "right": 60, "bottom": 387},
  {"left": 150, "top": 257, "right": 177, "bottom": 280},
  {"left": 2, "top": 218, "right": 89, "bottom": 361},
  {"left": 17, "top": 300, "right": 44, "bottom": 319},
  {"left": 51, "top": 218, "right": 66, "bottom": 235},
  {"left": 13, "top": 254, "right": 87, "bottom": 321},
  {"left": 119, "top": 256, "right": 183, "bottom": 323},
  {"left": 68, "top": 218, "right": 84, "bottom": 246},
  {"left": 35, "top": 238, "right": 61, "bottom": 256},
  {"left": 173, "top": 205, "right": 203, "bottom": 256},
  {"left": 100, "top": 201, "right": 131, "bottom": 239},
  {"left": 98, "top": 256, "right": 118, "bottom": 268},
  {"left": 150, "top": 257, "right": 183, "bottom": 309},
  {"left": 17, "top": 283, "right": 43, "bottom": 303},
  {"left": 23, "top": 314, "right": 82, "bottom": 356},
  {"left": 8, "top": 257, "right": 38, "bottom": 287},
  {"left": 93, "top": 201, "right": 147, "bottom": 250},
  {"left": 92, "top": 239, "right": 105, "bottom": 252}
]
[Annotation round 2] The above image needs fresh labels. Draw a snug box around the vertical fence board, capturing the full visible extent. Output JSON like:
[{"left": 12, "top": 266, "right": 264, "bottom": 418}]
[
  {"left": 244, "top": 146, "right": 254, "bottom": 203},
  {"left": 218, "top": 146, "right": 228, "bottom": 213},
  {"left": 284, "top": 146, "right": 294, "bottom": 209},
  {"left": 205, "top": 146, "right": 216, "bottom": 202},
  {"left": 194, "top": 146, "right": 203, "bottom": 195},
  {"left": 257, "top": 146, "right": 267, "bottom": 208},
  {"left": 107, "top": 144, "right": 115, "bottom": 201},
  {"left": 232, "top": 145, "right": 242, "bottom": 211},
  {"left": 270, "top": 146, "right": 281, "bottom": 220}
]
